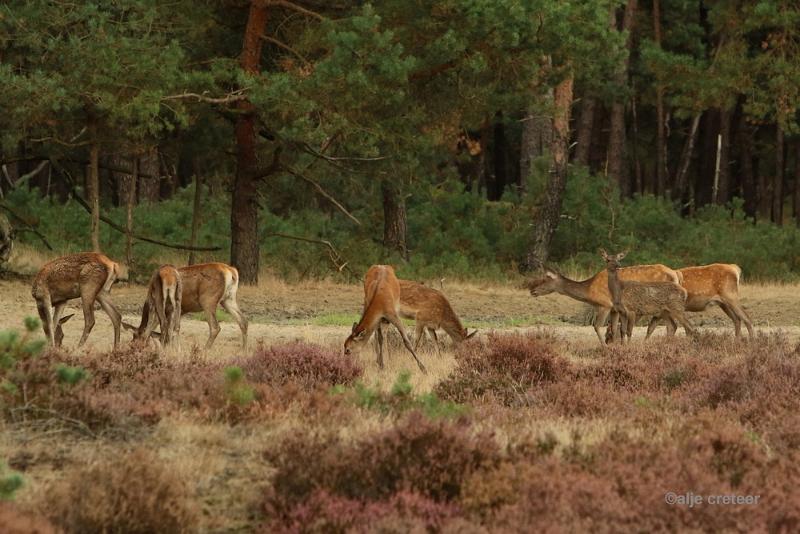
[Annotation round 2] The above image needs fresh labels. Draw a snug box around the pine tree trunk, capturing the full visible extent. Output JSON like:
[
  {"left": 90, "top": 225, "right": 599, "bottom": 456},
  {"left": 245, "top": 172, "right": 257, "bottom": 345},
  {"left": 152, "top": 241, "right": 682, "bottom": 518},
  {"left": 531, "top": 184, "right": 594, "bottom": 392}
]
[
  {"left": 773, "top": 124, "right": 785, "bottom": 225},
  {"left": 526, "top": 74, "right": 574, "bottom": 270},
  {"left": 520, "top": 88, "right": 554, "bottom": 187},
  {"left": 737, "top": 113, "right": 757, "bottom": 217},
  {"left": 673, "top": 113, "right": 701, "bottom": 204},
  {"left": 88, "top": 134, "right": 101, "bottom": 252},
  {"left": 231, "top": 2, "right": 268, "bottom": 285},
  {"left": 574, "top": 95, "right": 595, "bottom": 167},
  {"left": 794, "top": 140, "right": 800, "bottom": 227},
  {"left": 716, "top": 109, "right": 731, "bottom": 204},
  {"left": 189, "top": 171, "right": 203, "bottom": 265},
  {"left": 126, "top": 158, "right": 137, "bottom": 270},
  {"left": 137, "top": 149, "right": 160, "bottom": 203},
  {"left": 653, "top": 0, "right": 668, "bottom": 197},
  {"left": 606, "top": 0, "right": 637, "bottom": 197},
  {"left": 382, "top": 179, "right": 408, "bottom": 260}
]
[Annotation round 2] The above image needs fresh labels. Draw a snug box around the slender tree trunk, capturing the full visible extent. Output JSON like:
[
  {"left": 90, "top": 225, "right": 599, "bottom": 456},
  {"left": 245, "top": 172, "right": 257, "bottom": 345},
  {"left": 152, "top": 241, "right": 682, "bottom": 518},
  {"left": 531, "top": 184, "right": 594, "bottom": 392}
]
[
  {"left": 630, "top": 89, "right": 643, "bottom": 194},
  {"left": 126, "top": 158, "right": 137, "bottom": 269},
  {"left": 737, "top": 113, "right": 757, "bottom": 217},
  {"left": 231, "top": 2, "right": 269, "bottom": 284},
  {"left": 574, "top": 95, "right": 595, "bottom": 167},
  {"left": 653, "top": 0, "right": 668, "bottom": 196},
  {"left": 188, "top": 171, "right": 202, "bottom": 265},
  {"left": 382, "top": 178, "right": 408, "bottom": 260},
  {"left": 526, "top": 74, "right": 574, "bottom": 270},
  {"left": 520, "top": 87, "right": 554, "bottom": 189},
  {"left": 773, "top": 124, "right": 785, "bottom": 225},
  {"left": 716, "top": 108, "right": 731, "bottom": 204},
  {"left": 794, "top": 140, "right": 800, "bottom": 227},
  {"left": 137, "top": 149, "right": 160, "bottom": 203},
  {"left": 87, "top": 125, "right": 101, "bottom": 252},
  {"left": 758, "top": 160, "right": 771, "bottom": 221},
  {"left": 607, "top": 0, "right": 638, "bottom": 197},
  {"left": 490, "top": 111, "right": 508, "bottom": 200},
  {"left": 673, "top": 113, "right": 701, "bottom": 203}
]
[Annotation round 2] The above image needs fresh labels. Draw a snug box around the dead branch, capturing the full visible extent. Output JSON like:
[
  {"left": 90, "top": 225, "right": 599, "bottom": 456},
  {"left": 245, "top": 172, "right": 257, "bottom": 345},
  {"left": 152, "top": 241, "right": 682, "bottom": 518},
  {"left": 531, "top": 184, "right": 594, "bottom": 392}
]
[
  {"left": 261, "top": 34, "right": 312, "bottom": 66},
  {"left": 283, "top": 165, "right": 361, "bottom": 226},
  {"left": 270, "top": 0, "right": 324, "bottom": 20},
  {"left": 265, "top": 232, "right": 360, "bottom": 279},
  {"left": 162, "top": 89, "right": 249, "bottom": 105}
]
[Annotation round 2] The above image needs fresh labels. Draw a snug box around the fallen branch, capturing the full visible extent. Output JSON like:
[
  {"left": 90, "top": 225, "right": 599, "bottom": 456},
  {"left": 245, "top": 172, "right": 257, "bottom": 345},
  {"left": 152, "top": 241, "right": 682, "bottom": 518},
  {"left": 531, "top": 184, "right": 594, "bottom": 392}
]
[
  {"left": 162, "top": 89, "right": 249, "bottom": 105},
  {"left": 283, "top": 166, "right": 361, "bottom": 226},
  {"left": 265, "top": 232, "right": 360, "bottom": 279}
]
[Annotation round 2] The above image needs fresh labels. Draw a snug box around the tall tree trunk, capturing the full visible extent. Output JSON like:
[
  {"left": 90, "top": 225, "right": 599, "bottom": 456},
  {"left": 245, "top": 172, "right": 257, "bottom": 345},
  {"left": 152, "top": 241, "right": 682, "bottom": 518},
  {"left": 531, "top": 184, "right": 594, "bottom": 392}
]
[
  {"left": 773, "top": 124, "right": 785, "bottom": 225},
  {"left": 794, "top": 140, "right": 800, "bottom": 227},
  {"left": 716, "top": 108, "right": 731, "bottom": 204},
  {"left": 526, "top": 74, "right": 574, "bottom": 270},
  {"left": 630, "top": 89, "right": 643, "bottom": 193},
  {"left": 189, "top": 170, "right": 203, "bottom": 265},
  {"left": 653, "top": 0, "right": 668, "bottom": 196},
  {"left": 489, "top": 112, "right": 508, "bottom": 200},
  {"left": 737, "top": 113, "right": 757, "bottom": 217},
  {"left": 757, "top": 159, "right": 771, "bottom": 221},
  {"left": 382, "top": 178, "right": 408, "bottom": 260},
  {"left": 520, "top": 87, "right": 554, "bottom": 189},
  {"left": 574, "top": 95, "right": 595, "bottom": 167},
  {"left": 606, "top": 0, "right": 637, "bottom": 197},
  {"left": 673, "top": 113, "right": 701, "bottom": 204},
  {"left": 137, "top": 149, "right": 160, "bottom": 203},
  {"left": 126, "top": 158, "right": 137, "bottom": 270},
  {"left": 87, "top": 126, "right": 101, "bottom": 252},
  {"left": 231, "top": 2, "right": 269, "bottom": 284}
]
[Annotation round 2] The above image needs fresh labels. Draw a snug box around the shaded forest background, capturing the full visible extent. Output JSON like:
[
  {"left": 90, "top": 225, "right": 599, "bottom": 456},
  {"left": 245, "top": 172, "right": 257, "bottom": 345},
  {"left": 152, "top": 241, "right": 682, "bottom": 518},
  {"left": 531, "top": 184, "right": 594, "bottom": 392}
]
[{"left": 1, "top": 0, "right": 799, "bottom": 283}]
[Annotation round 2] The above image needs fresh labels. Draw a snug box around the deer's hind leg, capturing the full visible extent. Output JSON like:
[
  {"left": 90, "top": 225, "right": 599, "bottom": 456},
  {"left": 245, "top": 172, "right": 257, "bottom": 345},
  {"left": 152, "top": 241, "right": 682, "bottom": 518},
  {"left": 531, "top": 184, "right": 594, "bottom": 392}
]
[
  {"left": 220, "top": 297, "right": 248, "bottom": 348},
  {"left": 387, "top": 315, "right": 427, "bottom": 374},
  {"left": 96, "top": 291, "right": 122, "bottom": 348},
  {"left": 35, "top": 294, "right": 55, "bottom": 347}
]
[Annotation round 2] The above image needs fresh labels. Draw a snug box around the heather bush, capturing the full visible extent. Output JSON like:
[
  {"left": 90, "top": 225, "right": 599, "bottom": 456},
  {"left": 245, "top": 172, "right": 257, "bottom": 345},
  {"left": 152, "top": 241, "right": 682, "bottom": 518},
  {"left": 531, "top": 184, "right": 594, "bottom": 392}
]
[
  {"left": 262, "top": 412, "right": 499, "bottom": 530},
  {"left": 239, "top": 341, "right": 362, "bottom": 389},
  {"left": 436, "top": 332, "right": 570, "bottom": 406},
  {"left": 45, "top": 449, "right": 199, "bottom": 534},
  {"left": 333, "top": 371, "right": 466, "bottom": 419},
  {"left": 0, "top": 503, "right": 57, "bottom": 534}
]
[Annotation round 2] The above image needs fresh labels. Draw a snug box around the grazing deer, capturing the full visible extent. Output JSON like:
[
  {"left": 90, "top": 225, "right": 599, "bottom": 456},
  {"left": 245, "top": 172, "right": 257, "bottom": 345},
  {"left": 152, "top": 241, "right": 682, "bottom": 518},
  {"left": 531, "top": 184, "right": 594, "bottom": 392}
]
[
  {"left": 344, "top": 265, "right": 427, "bottom": 373},
  {"left": 601, "top": 250, "right": 695, "bottom": 342},
  {"left": 398, "top": 279, "right": 476, "bottom": 351},
  {"left": 31, "top": 252, "right": 122, "bottom": 348},
  {"left": 524, "top": 263, "right": 681, "bottom": 345},
  {"left": 644, "top": 264, "right": 754, "bottom": 338},
  {"left": 125, "top": 265, "right": 182, "bottom": 347},
  {"left": 124, "top": 262, "right": 247, "bottom": 349}
]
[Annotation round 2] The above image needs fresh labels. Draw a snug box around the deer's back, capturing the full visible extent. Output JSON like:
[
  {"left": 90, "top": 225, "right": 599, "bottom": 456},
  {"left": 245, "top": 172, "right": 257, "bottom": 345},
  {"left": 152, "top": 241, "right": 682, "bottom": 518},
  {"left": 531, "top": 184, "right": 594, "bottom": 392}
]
[
  {"left": 178, "top": 263, "right": 232, "bottom": 312},
  {"left": 620, "top": 280, "right": 687, "bottom": 314},
  {"left": 398, "top": 279, "right": 464, "bottom": 333},
  {"left": 32, "top": 252, "right": 115, "bottom": 302},
  {"left": 678, "top": 264, "right": 741, "bottom": 297}
]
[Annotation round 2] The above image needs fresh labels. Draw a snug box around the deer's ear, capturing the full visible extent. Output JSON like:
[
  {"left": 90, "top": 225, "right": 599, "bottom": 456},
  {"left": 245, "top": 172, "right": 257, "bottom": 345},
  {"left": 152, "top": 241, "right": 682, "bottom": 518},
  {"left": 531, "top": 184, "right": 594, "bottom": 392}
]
[
  {"left": 618, "top": 251, "right": 627, "bottom": 260},
  {"left": 58, "top": 314, "right": 75, "bottom": 325},
  {"left": 351, "top": 322, "right": 358, "bottom": 333},
  {"left": 544, "top": 269, "right": 558, "bottom": 279},
  {"left": 466, "top": 329, "right": 478, "bottom": 339},
  {"left": 599, "top": 248, "right": 608, "bottom": 260}
]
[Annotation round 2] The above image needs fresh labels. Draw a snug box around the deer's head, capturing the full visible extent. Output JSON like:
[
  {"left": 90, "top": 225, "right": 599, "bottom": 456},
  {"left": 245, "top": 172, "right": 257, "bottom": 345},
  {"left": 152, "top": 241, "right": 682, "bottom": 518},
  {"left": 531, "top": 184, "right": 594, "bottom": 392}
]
[
  {"left": 524, "top": 268, "right": 562, "bottom": 297},
  {"left": 343, "top": 322, "right": 368, "bottom": 355},
  {"left": 600, "top": 249, "right": 627, "bottom": 272}
]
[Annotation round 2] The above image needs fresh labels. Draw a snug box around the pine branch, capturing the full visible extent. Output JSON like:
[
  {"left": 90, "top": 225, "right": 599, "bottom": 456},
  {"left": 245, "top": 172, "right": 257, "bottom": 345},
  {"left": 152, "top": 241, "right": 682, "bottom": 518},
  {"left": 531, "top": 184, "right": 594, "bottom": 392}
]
[{"left": 284, "top": 165, "right": 361, "bottom": 226}]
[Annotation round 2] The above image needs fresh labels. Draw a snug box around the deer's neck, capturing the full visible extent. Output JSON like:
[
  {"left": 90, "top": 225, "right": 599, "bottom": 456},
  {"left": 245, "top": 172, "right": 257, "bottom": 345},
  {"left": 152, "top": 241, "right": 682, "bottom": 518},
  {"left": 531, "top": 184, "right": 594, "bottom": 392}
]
[
  {"left": 607, "top": 268, "right": 622, "bottom": 305},
  {"left": 556, "top": 274, "right": 602, "bottom": 306}
]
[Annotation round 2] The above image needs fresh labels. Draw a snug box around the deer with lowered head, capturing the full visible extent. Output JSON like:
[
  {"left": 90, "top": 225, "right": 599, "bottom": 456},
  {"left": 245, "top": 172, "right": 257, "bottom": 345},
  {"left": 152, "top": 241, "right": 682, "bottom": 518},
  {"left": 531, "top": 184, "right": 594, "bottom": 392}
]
[
  {"left": 398, "top": 280, "right": 476, "bottom": 352},
  {"left": 126, "top": 265, "right": 182, "bottom": 348},
  {"left": 344, "top": 265, "right": 427, "bottom": 373},
  {"left": 31, "top": 252, "right": 122, "bottom": 348},
  {"left": 524, "top": 262, "right": 682, "bottom": 345},
  {"left": 601, "top": 250, "right": 696, "bottom": 343},
  {"left": 124, "top": 262, "right": 247, "bottom": 349}
]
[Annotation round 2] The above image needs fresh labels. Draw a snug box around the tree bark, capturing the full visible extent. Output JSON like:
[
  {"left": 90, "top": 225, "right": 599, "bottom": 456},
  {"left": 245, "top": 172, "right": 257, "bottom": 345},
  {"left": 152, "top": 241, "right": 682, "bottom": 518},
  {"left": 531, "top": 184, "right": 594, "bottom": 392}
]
[
  {"left": 382, "top": 178, "right": 408, "bottom": 260},
  {"left": 125, "top": 158, "right": 137, "bottom": 269},
  {"left": 189, "top": 170, "right": 203, "bottom": 265},
  {"left": 488, "top": 112, "right": 508, "bottom": 200},
  {"left": 231, "top": 2, "right": 269, "bottom": 284},
  {"left": 574, "top": 95, "right": 595, "bottom": 167},
  {"left": 526, "top": 74, "right": 574, "bottom": 270},
  {"left": 737, "top": 113, "right": 757, "bottom": 217},
  {"left": 520, "top": 87, "right": 554, "bottom": 188},
  {"left": 716, "top": 108, "right": 731, "bottom": 204},
  {"left": 794, "top": 140, "right": 800, "bottom": 227},
  {"left": 773, "top": 124, "right": 785, "bottom": 225},
  {"left": 653, "top": 0, "right": 668, "bottom": 197},
  {"left": 137, "top": 149, "right": 161, "bottom": 203},
  {"left": 606, "top": 0, "right": 637, "bottom": 197},
  {"left": 87, "top": 130, "right": 101, "bottom": 252},
  {"left": 672, "top": 113, "right": 701, "bottom": 204}
]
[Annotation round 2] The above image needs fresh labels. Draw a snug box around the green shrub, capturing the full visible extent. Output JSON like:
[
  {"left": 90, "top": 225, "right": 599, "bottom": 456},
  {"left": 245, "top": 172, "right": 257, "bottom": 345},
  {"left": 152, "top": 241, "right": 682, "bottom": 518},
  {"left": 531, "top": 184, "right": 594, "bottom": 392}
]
[{"left": 0, "top": 462, "right": 23, "bottom": 501}]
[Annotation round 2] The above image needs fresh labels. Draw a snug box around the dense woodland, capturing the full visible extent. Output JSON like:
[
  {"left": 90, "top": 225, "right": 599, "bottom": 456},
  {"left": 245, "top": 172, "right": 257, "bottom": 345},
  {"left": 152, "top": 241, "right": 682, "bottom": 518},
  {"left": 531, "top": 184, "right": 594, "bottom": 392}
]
[{"left": 1, "top": 0, "right": 800, "bottom": 283}]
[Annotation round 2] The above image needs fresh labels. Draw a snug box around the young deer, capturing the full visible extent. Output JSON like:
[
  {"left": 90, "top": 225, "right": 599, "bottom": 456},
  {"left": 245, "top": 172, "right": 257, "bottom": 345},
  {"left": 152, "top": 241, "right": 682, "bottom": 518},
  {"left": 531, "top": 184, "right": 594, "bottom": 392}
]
[
  {"left": 601, "top": 250, "right": 696, "bottom": 343},
  {"left": 646, "top": 264, "right": 753, "bottom": 338},
  {"left": 524, "top": 263, "right": 681, "bottom": 345},
  {"left": 31, "top": 252, "right": 122, "bottom": 348},
  {"left": 125, "top": 262, "right": 247, "bottom": 349},
  {"left": 344, "top": 265, "right": 427, "bottom": 373},
  {"left": 398, "top": 280, "right": 476, "bottom": 352},
  {"left": 126, "top": 265, "right": 183, "bottom": 347}
]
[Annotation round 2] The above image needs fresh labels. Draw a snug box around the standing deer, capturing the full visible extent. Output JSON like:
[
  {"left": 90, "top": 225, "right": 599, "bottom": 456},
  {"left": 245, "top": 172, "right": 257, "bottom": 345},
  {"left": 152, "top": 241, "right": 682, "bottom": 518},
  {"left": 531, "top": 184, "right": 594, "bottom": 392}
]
[
  {"left": 398, "top": 279, "right": 476, "bottom": 351},
  {"left": 524, "top": 263, "right": 682, "bottom": 345},
  {"left": 601, "top": 250, "right": 696, "bottom": 342},
  {"left": 344, "top": 265, "right": 427, "bottom": 373},
  {"left": 126, "top": 265, "right": 182, "bottom": 347},
  {"left": 645, "top": 264, "right": 753, "bottom": 338},
  {"left": 124, "top": 262, "right": 247, "bottom": 349},
  {"left": 31, "top": 252, "right": 122, "bottom": 348}
]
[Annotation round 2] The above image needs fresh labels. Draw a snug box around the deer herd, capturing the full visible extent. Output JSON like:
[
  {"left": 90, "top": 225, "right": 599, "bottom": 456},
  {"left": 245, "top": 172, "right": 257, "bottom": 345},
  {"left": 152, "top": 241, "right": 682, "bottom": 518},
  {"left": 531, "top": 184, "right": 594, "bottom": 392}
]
[{"left": 28, "top": 250, "right": 753, "bottom": 373}]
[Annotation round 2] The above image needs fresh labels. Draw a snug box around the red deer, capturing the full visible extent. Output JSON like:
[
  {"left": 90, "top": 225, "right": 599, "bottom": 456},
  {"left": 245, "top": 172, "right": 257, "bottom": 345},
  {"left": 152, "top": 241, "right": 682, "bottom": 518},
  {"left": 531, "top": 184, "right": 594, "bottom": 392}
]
[
  {"left": 646, "top": 264, "right": 753, "bottom": 338},
  {"left": 344, "top": 265, "right": 426, "bottom": 373},
  {"left": 601, "top": 250, "right": 696, "bottom": 342},
  {"left": 125, "top": 262, "right": 247, "bottom": 349},
  {"left": 31, "top": 252, "right": 122, "bottom": 348},
  {"left": 524, "top": 263, "right": 682, "bottom": 345},
  {"left": 125, "top": 265, "right": 182, "bottom": 347},
  {"left": 398, "top": 280, "right": 476, "bottom": 351}
]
